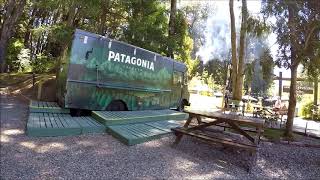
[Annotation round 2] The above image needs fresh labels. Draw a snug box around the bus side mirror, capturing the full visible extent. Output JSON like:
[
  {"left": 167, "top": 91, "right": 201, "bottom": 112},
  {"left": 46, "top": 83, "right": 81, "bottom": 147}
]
[{"left": 85, "top": 48, "right": 93, "bottom": 60}]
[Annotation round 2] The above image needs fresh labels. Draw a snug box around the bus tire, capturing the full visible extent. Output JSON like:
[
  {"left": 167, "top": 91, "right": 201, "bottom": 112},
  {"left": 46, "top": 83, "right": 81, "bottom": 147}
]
[
  {"left": 106, "top": 100, "right": 128, "bottom": 111},
  {"left": 178, "top": 99, "right": 189, "bottom": 112}
]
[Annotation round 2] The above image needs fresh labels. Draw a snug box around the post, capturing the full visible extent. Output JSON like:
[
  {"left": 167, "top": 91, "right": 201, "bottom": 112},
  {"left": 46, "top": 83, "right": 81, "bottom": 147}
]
[
  {"left": 37, "top": 80, "right": 43, "bottom": 100},
  {"left": 221, "top": 63, "right": 230, "bottom": 108},
  {"left": 32, "top": 72, "right": 35, "bottom": 87},
  {"left": 279, "top": 72, "right": 282, "bottom": 99},
  {"left": 314, "top": 78, "right": 318, "bottom": 105}
]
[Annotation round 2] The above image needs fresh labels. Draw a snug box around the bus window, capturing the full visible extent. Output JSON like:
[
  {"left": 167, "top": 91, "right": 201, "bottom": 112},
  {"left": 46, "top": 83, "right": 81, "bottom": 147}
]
[
  {"left": 173, "top": 71, "right": 183, "bottom": 85},
  {"left": 183, "top": 72, "right": 188, "bottom": 85}
]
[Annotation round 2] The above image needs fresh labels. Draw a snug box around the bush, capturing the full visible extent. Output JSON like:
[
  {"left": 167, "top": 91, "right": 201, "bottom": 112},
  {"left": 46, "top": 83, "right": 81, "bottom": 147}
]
[
  {"left": 301, "top": 101, "right": 320, "bottom": 120},
  {"left": 32, "top": 54, "right": 56, "bottom": 73}
]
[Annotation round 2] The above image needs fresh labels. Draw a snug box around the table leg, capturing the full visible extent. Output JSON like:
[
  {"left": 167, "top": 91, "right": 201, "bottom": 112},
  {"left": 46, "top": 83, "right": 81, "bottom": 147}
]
[
  {"left": 227, "top": 121, "right": 255, "bottom": 144},
  {"left": 256, "top": 127, "right": 262, "bottom": 144},
  {"left": 196, "top": 115, "right": 202, "bottom": 125},
  {"left": 246, "top": 151, "right": 257, "bottom": 173},
  {"left": 173, "top": 115, "right": 194, "bottom": 145}
]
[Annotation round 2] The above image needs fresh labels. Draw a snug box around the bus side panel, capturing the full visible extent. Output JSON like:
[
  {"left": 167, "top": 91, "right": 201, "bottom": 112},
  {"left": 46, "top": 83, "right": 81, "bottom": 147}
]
[
  {"left": 99, "top": 40, "right": 173, "bottom": 91},
  {"left": 65, "top": 82, "right": 172, "bottom": 111},
  {"left": 63, "top": 29, "right": 186, "bottom": 111}
]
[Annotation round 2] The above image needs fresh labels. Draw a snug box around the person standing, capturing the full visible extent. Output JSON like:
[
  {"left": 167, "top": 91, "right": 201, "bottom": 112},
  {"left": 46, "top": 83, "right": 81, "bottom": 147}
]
[{"left": 273, "top": 96, "right": 282, "bottom": 111}]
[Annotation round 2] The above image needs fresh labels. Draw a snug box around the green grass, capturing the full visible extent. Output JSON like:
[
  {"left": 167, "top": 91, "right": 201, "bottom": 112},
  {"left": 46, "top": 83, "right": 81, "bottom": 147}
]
[
  {"left": 0, "top": 73, "right": 32, "bottom": 87},
  {"left": 0, "top": 73, "right": 55, "bottom": 87},
  {"left": 263, "top": 128, "right": 285, "bottom": 141}
]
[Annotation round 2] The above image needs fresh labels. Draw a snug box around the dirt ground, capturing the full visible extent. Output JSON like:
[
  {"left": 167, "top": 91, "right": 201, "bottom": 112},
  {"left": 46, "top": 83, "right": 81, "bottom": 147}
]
[{"left": 1, "top": 94, "right": 320, "bottom": 179}]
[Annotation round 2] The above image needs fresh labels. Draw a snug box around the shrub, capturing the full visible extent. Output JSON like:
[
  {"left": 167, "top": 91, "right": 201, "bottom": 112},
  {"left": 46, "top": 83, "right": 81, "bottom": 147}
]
[{"left": 301, "top": 101, "right": 319, "bottom": 120}]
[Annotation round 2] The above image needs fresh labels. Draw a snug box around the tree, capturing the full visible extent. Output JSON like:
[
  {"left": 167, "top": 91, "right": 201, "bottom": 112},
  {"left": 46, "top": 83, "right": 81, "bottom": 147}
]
[
  {"left": 0, "top": 0, "right": 27, "bottom": 72},
  {"left": 229, "top": 0, "right": 237, "bottom": 99},
  {"left": 123, "top": 0, "right": 168, "bottom": 54},
  {"left": 167, "top": 0, "right": 176, "bottom": 58},
  {"left": 182, "top": 4, "right": 210, "bottom": 59},
  {"left": 262, "top": 0, "right": 320, "bottom": 138},
  {"left": 229, "top": 0, "right": 248, "bottom": 101}
]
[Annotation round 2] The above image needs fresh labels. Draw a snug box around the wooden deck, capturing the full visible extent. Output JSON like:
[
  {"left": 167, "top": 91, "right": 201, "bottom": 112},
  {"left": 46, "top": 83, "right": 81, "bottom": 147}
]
[
  {"left": 27, "top": 113, "right": 105, "bottom": 137},
  {"left": 29, "top": 101, "right": 70, "bottom": 114},
  {"left": 107, "top": 120, "right": 182, "bottom": 145},
  {"left": 28, "top": 101, "right": 187, "bottom": 145},
  {"left": 92, "top": 110, "right": 188, "bottom": 126}
]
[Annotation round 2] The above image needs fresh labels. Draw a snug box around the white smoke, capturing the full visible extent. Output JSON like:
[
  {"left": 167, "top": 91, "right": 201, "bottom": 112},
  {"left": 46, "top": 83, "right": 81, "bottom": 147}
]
[{"left": 196, "top": 1, "right": 242, "bottom": 63}]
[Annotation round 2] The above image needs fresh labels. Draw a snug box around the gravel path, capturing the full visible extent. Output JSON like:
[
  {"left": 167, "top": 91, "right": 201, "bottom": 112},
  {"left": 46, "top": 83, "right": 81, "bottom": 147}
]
[{"left": 1, "top": 95, "right": 320, "bottom": 179}]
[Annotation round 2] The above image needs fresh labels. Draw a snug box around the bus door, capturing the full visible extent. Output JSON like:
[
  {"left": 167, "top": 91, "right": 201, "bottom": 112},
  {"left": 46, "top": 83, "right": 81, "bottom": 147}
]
[{"left": 172, "top": 70, "right": 184, "bottom": 107}]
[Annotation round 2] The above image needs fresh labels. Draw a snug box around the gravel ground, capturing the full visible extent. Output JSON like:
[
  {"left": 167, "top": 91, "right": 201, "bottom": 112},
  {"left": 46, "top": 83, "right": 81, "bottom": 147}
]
[{"left": 1, "top": 95, "right": 320, "bottom": 179}]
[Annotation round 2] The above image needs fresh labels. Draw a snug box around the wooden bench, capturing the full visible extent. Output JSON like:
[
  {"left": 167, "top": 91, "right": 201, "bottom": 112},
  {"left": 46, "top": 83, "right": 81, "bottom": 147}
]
[{"left": 172, "top": 109, "right": 265, "bottom": 171}]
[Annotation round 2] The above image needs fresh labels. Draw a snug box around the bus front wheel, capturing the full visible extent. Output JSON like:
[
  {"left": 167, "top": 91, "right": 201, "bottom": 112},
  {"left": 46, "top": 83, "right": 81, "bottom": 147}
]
[
  {"left": 106, "top": 100, "right": 128, "bottom": 111},
  {"left": 178, "top": 99, "right": 189, "bottom": 112}
]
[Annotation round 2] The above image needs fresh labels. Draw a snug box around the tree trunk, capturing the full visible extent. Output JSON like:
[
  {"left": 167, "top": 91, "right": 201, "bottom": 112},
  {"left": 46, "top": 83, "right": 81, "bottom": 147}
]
[
  {"left": 234, "top": 0, "right": 248, "bottom": 101},
  {"left": 229, "top": 0, "right": 237, "bottom": 99},
  {"left": 0, "top": 0, "right": 26, "bottom": 72},
  {"left": 99, "top": 0, "right": 109, "bottom": 35},
  {"left": 285, "top": 4, "right": 298, "bottom": 138},
  {"left": 167, "top": 0, "right": 176, "bottom": 59},
  {"left": 285, "top": 65, "right": 298, "bottom": 138}
]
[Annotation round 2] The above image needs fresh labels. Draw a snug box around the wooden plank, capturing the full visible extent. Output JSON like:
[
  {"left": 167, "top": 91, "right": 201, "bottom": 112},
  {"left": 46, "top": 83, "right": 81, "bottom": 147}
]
[
  {"left": 49, "top": 117, "right": 58, "bottom": 128},
  {"left": 44, "top": 116, "right": 53, "bottom": 128},
  {"left": 124, "top": 124, "right": 148, "bottom": 138},
  {"left": 131, "top": 124, "right": 164, "bottom": 137},
  {"left": 184, "top": 110, "right": 265, "bottom": 127},
  {"left": 54, "top": 116, "right": 64, "bottom": 128},
  {"left": 146, "top": 121, "right": 180, "bottom": 133},
  {"left": 81, "top": 117, "right": 95, "bottom": 127},
  {"left": 214, "top": 124, "right": 264, "bottom": 133},
  {"left": 92, "top": 110, "right": 188, "bottom": 126},
  {"left": 227, "top": 121, "right": 255, "bottom": 143},
  {"left": 173, "top": 128, "right": 257, "bottom": 152},
  {"left": 39, "top": 115, "right": 46, "bottom": 128}
]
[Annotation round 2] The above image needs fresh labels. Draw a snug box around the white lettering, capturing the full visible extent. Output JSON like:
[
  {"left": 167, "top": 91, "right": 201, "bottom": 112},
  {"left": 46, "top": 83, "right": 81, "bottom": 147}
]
[
  {"left": 141, "top": 59, "right": 147, "bottom": 68},
  {"left": 131, "top": 57, "right": 136, "bottom": 65},
  {"left": 108, "top": 51, "right": 115, "bottom": 61},
  {"left": 146, "top": 61, "right": 149, "bottom": 68},
  {"left": 137, "top": 58, "right": 142, "bottom": 66},
  {"left": 114, "top": 53, "right": 120, "bottom": 62},
  {"left": 106, "top": 50, "right": 154, "bottom": 71},
  {"left": 125, "top": 56, "right": 131, "bottom": 64},
  {"left": 120, "top": 54, "right": 126, "bottom": 62},
  {"left": 149, "top": 62, "right": 154, "bottom": 71}
]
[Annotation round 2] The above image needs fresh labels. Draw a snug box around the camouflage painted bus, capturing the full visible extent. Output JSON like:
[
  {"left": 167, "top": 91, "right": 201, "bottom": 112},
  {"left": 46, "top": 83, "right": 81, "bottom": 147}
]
[{"left": 57, "top": 29, "right": 189, "bottom": 111}]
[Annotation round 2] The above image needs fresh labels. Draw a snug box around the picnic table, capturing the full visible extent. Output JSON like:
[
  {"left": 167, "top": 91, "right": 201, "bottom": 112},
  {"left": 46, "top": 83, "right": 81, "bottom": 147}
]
[
  {"left": 172, "top": 109, "right": 265, "bottom": 171},
  {"left": 253, "top": 106, "right": 287, "bottom": 128}
]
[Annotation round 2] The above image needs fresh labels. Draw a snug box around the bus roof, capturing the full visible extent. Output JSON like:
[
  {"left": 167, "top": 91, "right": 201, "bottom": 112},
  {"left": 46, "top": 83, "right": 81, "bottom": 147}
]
[{"left": 75, "top": 29, "right": 186, "bottom": 71}]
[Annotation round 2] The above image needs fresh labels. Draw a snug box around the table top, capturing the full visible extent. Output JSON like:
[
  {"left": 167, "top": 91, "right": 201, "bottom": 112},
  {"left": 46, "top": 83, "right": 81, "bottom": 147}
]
[{"left": 184, "top": 109, "right": 265, "bottom": 128}]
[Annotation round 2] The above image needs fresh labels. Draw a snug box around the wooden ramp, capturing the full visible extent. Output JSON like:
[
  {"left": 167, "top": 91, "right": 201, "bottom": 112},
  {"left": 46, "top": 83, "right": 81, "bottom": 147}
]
[
  {"left": 90, "top": 110, "right": 187, "bottom": 145},
  {"left": 29, "top": 101, "right": 69, "bottom": 114},
  {"left": 92, "top": 110, "right": 188, "bottom": 126},
  {"left": 107, "top": 120, "right": 182, "bottom": 145},
  {"left": 27, "top": 113, "right": 105, "bottom": 137}
]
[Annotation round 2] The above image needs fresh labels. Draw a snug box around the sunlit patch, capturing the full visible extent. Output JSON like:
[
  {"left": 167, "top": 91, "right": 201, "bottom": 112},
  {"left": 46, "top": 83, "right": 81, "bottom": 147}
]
[
  {"left": 218, "top": 159, "right": 227, "bottom": 164},
  {"left": 0, "top": 135, "right": 10, "bottom": 142},
  {"left": 95, "top": 149, "right": 112, "bottom": 155},
  {"left": 20, "top": 141, "right": 36, "bottom": 149},
  {"left": 175, "top": 157, "right": 197, "bottom": 171},
  {"left": 142, "top": 141, "right": 163, "bottom": 148},
  {"left": 3, "top": 129, "right": 24, "bottom": 135},
  {"left": 37, "top": 142, "right": 67, "bottom": 153},
  {"left": 77, "top": 141, "right": 94, "bottom": 146},
  {"left": 216, "top": 164, "right": 224, "bottom": 169},
  {"left": 189, "top": 171, "right": 234, "bottom": 179}
]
